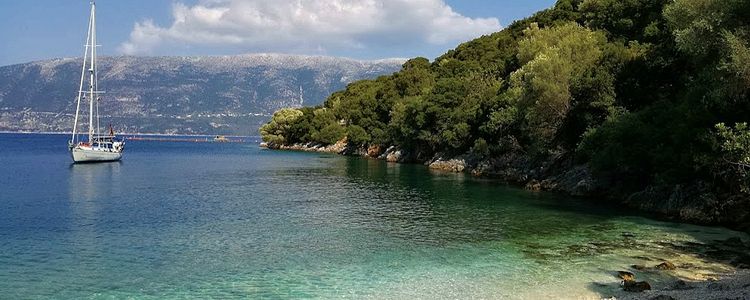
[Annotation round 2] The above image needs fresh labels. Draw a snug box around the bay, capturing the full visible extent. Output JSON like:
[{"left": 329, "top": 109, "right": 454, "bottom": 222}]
[{"left": 0, "top": 133, "right": 745, "bottom": 299}]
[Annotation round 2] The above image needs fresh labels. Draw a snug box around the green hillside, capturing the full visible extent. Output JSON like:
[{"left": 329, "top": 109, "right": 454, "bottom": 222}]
[{"left": 261, "top": 0, "right": 750, "bottom": 228}]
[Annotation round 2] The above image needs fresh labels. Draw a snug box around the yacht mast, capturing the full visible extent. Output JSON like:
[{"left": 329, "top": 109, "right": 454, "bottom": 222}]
[
  {"left": 71, "top": 2, "right": 94, "bottom": 145},
  {"left": 88, "top": 0, "right": 96, "bottom": 143}
]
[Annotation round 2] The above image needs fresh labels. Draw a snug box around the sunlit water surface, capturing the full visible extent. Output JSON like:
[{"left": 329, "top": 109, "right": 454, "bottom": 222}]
[{"left": 0, "top": 133, "right": 746, "bottom": 299}]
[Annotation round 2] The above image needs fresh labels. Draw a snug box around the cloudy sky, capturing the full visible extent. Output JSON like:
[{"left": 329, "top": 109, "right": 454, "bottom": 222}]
[{"left": 0, "top": 0, "right": 555, "bottom": 66}]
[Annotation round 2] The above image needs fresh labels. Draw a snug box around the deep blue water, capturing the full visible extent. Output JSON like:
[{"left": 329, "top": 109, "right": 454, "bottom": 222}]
[{"left": 0, "top": 133, "right": 746, "bottom": 299}]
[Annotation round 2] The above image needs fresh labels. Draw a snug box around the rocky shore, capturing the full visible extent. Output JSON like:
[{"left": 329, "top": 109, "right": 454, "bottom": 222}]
[
  {"left": 607, "top": 270, "right": 750, "bottom": 300},
  {"left": 261, "top": 140, "right": 750, "bottom": 234},
  {"left": 618, "top": 237, "right": 750, "bottom": 299},
  {"left": 604, "top": 262, "right": 750, "bottom": 300}
]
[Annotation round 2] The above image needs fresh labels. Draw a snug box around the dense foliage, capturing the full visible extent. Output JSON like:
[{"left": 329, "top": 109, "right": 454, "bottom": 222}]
[{"left": 262, "top": 0, "right": 750, "bottom": 199}]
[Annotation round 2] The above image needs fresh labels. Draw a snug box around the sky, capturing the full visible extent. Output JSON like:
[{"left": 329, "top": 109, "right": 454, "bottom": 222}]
[{"left": 0, "top": 0, "right": 556, "bottom": 66}]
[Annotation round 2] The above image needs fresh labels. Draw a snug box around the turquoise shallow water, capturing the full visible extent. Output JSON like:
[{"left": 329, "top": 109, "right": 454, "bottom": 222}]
[{"left": 0, "top": 133, "right": 747, "bottom": 299}]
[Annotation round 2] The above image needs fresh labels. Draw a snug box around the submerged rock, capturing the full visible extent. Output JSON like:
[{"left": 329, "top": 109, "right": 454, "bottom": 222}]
[
  {"left": 670, "top": 279, "right": 694, "bottom": 290},
  {"left": 632, "top": 264, "right": 648, "bottom": 270},
  {"left": 721, "top": 237, "right": 747, "bottom": 248},
  {"left": 618, "top": 271, "right": 636, "bottom": 281},
  {"left": 623, "top": 280, "right": 652, "bottom": 292},
  {"left": 649, "top": 295, "right": 676, "bottom": 300},
  {"left": 707, "top": 281, "right": 731, "bottom": 291},
  {"left": 656, "top": 261, "right": 677, "bottom": 270}
]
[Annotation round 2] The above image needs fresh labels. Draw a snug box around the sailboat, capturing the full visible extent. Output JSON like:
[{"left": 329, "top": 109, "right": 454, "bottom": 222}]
[{"left": 68, "top": 1, "right": 125, "bottom": 163}]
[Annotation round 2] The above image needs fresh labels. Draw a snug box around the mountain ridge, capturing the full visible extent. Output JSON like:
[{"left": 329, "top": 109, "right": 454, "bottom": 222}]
[{"left": 0, "top": 54, "right": 404, "bottom": 135}]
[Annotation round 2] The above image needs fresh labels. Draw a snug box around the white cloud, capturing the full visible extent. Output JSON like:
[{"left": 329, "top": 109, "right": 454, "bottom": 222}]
[{"left": 118, "top": 0, "right": 501, "bottom": 57}]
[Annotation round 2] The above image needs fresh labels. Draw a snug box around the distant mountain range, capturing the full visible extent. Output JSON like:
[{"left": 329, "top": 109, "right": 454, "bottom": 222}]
[{"left": 0, "top": 54, "right": 404, "bottom": 135}]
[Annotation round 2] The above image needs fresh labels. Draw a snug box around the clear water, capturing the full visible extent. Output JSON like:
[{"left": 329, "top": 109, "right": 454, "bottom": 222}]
[{"left": 0, "top": 133, "right": 746, "bottom": 299}]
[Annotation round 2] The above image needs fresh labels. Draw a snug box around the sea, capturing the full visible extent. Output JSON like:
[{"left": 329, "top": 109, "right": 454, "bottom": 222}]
[{"left": 0, "top": 133, "right": 747, "bottom": 299}]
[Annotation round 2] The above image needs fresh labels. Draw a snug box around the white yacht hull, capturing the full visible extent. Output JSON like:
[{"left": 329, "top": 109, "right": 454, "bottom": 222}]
[{"left": 71, "top": 147, "right": 122, "bottom": 163}]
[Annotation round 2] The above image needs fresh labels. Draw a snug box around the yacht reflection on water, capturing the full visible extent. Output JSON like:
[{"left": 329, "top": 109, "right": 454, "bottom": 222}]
[{"left": 68, "top": 161, "right": 123, "bottom": 203}]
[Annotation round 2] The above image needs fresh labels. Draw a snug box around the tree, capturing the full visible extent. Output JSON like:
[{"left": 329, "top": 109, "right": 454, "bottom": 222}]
[
  {"left": 306, "top": 107, "right": 338, "bottom": 144},
  {"left": 579, "top": 0, "right": 672, "bottom": 42},
  {"left": 714, "top": 123, "right": 750, "bottom": 194},
  {"left": 664, "top": 0, "right": 750, "bottom": 107},
  {"left": 716, "top": 123, "right": 750, "bottom": 168},
  {"left": 346, "top": 125, "right": 371, "bottom": 146},
  {"left": 259, "top": 108, "right": 304, "bottom": 144},
  {"left": 312, "top": 123, "right": 346, "bottom": 145},
  {"left": 393, "top": 57, "right": 434, "bottom": 97},
  {"left": 512, "top": 22, "right": 610, "bottom": 151}
]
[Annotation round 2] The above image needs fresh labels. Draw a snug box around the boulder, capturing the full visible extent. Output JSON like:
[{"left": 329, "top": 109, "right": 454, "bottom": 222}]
[
  {"left": 429, "top": 158, "right": 467, "bottom": 173},
  {"left": 554, "top": 165, "right": 597, "bottom": 196},
  {"left": 366, "top": 145, "right": 383, "bottom": 158},
  {"left": 328, "top": 139, "right": 348, "bottom": 154},
  {"left": 378, "top": 146, "right": 406, "bottom": 163},
  {"left": 525, "top": 180, "right": 542, "bottom": 191}
]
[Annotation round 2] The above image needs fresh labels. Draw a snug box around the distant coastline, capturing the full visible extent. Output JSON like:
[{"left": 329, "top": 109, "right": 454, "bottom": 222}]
[{"left": 0, "top": 131, "right": 259, "bottom": 138}]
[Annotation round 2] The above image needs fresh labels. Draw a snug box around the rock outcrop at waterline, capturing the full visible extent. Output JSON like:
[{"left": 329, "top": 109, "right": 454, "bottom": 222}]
[
  {"left": 261, "top": 141, "right": 413, "bottom": 163},
  {"left": 261, "top": 140, "right": 599, "bottom": 197}
]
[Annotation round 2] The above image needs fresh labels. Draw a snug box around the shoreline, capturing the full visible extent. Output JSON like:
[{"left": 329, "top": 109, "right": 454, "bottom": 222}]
[
  {"left": 260, "top": 141, "right": 750, "bottom": 234},
  {"left": 262, "top": 142, "right": 750, "bottom": 299}
]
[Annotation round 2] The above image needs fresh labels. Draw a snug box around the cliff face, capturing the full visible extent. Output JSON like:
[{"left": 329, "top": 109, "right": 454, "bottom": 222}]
[{"left": 0, "top": 54, "right": 403, "bottom": 134}]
